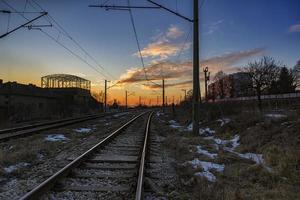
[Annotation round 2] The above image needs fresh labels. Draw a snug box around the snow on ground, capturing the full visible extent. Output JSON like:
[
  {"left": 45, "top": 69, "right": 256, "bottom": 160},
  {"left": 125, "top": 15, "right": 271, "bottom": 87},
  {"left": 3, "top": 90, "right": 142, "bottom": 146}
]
[
  {"left": 4, "top": 162, "right": 30, "bottom": 173},
  {"left": 216, "top": 118, "right": 231, "bottom": 127},
  {"left": 196, "top": 145, "right": 218, "bottom": 159},
  {"left": 201, "top": 129, "right": 270, "bottom": 170},
  {"left": 265, "top": 113, "right": 287, "bottom": 118},
  {"left": 200, "top": 128, "right": 215, "bottom": 136},
  {"left": 74, "top": 128, "right": 92, "bottom": 133},
  {"left": 194, "top": 171, "right": 218, "bottom": 182},
  {"left": 156, "top": 111, "right": 164, "bottom": 117},
  {"left": 187, "top": 158, "right": 225, "bottom": 182},
  {"left": 186, "top": 123, "right": 193, "bottom": 131},
  {"left": 186, "top": 123, "right": 215, "bottom": 136},
  {"left": 168, "top": 120, "right": 183, "bottom": 129},
  {"left": 113, "top": 112, "right": 129, "bottom": 117},
  {"left": 45, "top": 134, "right": 69, "bottom": 142}
]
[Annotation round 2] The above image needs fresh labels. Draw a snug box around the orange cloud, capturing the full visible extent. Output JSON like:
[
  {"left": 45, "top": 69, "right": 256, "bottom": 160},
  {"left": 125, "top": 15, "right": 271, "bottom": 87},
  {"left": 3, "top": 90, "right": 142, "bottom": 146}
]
[
  {"left": 121, "top": 48, "right": 265, "bottom": 87},
  {"left": 134, "top": 25, "right": 189, "bottom": 60},
  {"left": 166, "top": 25, "right": 184, "bottom": 39},
  {"left": 136, "top": 41, "right": 182, "bottom": 59}
]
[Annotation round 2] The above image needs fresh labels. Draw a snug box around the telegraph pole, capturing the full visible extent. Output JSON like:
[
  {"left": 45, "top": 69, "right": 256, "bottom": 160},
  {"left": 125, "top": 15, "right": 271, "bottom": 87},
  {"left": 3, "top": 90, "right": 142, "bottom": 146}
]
[
  {"left": 157, "top": 96, "right": 159, "bottom": 106},
  {"left": 192, "top": 0, "right": 200, "bottom": 135},
  {"left": 139, "top": 96, "right": 141, "bottom": 106},
  {"left": 125, "top": 90, "right": 128, "bottom": 110},
  {"left": 166, "top": 96, "right": 168, "bottom": 106},
  {"left": 162, "top": 79, "right": 165, "bottom": 112},
  {"left": 182, "top": 89, "right": 187, "bottom": 101},
  {"left": 104, "top": 80, "right": 107, "bottom": 112},
  {"left": 203, "top": 67, "right": 210, "bottom": 102}
]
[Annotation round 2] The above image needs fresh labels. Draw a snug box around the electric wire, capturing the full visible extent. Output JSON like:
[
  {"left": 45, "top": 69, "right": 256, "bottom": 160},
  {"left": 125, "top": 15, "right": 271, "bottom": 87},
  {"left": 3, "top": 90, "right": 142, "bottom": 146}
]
[
  {"left": 29, "top": 0, "right": 117, "bottom": 80},
  {"left": 1, "top": 0, "right": 108, "bottom": 80},
  {"left": 127, "top": 0, "right": 161, "bottom": 88}
]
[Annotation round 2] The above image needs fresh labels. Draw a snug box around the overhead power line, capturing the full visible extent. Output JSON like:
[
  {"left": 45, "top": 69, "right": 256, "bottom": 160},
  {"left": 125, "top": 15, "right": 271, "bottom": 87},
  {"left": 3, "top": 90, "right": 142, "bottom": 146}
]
[
  {"left": 29, "top": 0, "right": 116, "bottom": 80},
  {"left": 1, "top": 0, "right": 109, "bottom": 80},
  {"left": 127, "top": 0, "right": 161, "bottom": 87}
]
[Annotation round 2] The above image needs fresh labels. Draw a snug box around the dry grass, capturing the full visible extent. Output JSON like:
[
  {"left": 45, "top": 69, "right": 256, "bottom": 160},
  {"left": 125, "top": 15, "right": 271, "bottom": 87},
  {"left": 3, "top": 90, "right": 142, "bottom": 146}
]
[{"left": 163, "top": 104, "right": 300, "bottom": 200}]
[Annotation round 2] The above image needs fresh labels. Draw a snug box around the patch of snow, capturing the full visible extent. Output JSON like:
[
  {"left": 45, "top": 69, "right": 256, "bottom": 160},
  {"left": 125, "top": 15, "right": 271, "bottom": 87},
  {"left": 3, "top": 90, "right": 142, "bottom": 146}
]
[
  {"left": 169, "top": 120, "right": 182, "bottom": 129},
  {"left": 113, "top": 112, "right": 129, "bottom": 117},
  {"left": 169, "top": 124, "right": 182, "bottom": 129},
  {"left": 238, "top": 153, "right": 264, "bottom": 164},
  {"left": 36, "top": 153, "right": 44, "bottom": 161},
  {"left": 187, "top": 159, "right": 224, "bottom": 182},
  {"left": 188, "top": 159, "right": 224, "bottom": 172},
  {"left": 194, "top": 171, "right": 217, "bottom": 182},
  {"left": 196, "top": 145, "right": 218, "bottom": 159},
  {"left": 265, "top": 114, "right": 287, "bottom": 118},
  {"left": 156, "top": 111, "right": 164, "bottom": 117},
  {"left": 199, "top": 128, "right": 215, "bottom": 136},
  {"left": 185, "top": 122, "right": 203, "bottom": 132},
  {"left": 4, "top": 162, "right": 30, "bottom": 173},
  {"left": 45, "top": 134, "right": 69, "bottom": 142},
  {"left": 230, "top": 135, "right": 240, "bottom": 150},
  {"left": 216, "top": 118, "right": 231, "bottom": 127},
  {"left": 186, "top": 123, "right": 193, "bottom": 131},
  {"left": 74, "top": 128, "right": 92, "bottom": 133}
]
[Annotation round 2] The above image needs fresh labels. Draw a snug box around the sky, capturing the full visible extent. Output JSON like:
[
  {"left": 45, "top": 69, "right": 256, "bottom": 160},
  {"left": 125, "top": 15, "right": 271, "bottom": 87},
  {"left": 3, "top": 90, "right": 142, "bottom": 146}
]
[{"left": 0, "top": 0, "right": 300, "bottom": 106}]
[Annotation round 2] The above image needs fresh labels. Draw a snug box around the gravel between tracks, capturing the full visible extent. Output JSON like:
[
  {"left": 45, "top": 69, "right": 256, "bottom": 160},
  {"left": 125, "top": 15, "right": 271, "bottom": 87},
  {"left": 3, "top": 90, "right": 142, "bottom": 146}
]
[{"left": 0, "top": 112, "right": 138, "bottom": 200}]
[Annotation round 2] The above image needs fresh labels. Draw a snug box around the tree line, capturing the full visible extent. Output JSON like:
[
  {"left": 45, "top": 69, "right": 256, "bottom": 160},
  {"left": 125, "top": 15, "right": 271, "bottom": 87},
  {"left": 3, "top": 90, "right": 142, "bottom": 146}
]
[{"left": 211, "top": 56, "right": 300, "bottom": 111}]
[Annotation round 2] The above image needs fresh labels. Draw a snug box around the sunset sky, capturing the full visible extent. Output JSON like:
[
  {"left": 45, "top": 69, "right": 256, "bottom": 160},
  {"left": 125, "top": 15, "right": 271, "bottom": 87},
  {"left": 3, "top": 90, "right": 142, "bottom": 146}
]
[{"left": 0, "top": 0, "right": 300, "bottom": 105}]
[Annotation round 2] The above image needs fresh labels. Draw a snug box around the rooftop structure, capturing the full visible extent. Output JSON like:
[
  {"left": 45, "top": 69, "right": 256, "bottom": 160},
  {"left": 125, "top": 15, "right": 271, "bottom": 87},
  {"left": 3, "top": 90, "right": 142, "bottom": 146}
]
[{"left": 41, "top": 74, "right": 91, "bottom": 90}]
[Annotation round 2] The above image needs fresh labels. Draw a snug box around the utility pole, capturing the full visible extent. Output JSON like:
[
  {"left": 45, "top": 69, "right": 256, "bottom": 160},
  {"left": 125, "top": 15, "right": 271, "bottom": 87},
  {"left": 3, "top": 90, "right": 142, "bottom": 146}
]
[
  {"left": 162, "top": 79, "right": 165, "bottom": 112},
  {"left": 166, "top": 96, "right": 168, "bottom": 106},
  {"left": 182, "top": 89, "right": 187, "bottom": 101},
  {"left": 203, "top": 67, "right": 210, "bottom": 102},
  {"left": 125, "top": 90, "right": 128, "bottom": 110},
  {"left": 157, "top": 96, "right": 159, "bottom": 106},
  {"left": 104, "top": 80, "right": 111, "bottom": 112},
  {"left": 192, "top": 0, "right": 200, "bottom": 135},
  {"left": 172, "top": 96, "right": 174, "bottom": 104},
  {"left": 139, "top": 96, "right": 141, "bottom": 106}
]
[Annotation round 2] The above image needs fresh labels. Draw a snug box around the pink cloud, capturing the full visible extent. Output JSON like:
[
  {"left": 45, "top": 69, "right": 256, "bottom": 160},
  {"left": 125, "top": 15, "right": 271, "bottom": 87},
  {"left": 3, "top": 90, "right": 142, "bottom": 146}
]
[{"left": 289, "top": 23, "right": 300, "bottom": 32}]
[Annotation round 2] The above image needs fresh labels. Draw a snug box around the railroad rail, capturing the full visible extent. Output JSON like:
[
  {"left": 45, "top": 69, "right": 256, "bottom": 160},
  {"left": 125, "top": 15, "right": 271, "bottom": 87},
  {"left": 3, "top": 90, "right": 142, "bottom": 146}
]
[
  {"left": 20, "top": 111, "right": 153, "bottom": 200},
  {"left": 0, "top": 111, "right": 133, "bottom": 141}
]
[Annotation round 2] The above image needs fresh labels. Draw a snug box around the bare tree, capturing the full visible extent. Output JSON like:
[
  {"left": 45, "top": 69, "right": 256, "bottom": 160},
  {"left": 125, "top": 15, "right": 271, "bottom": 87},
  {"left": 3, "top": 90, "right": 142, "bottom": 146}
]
[
  {"left": 214, "top": 71, "right": 227, "bottom": 99},
  {"left": 242, "top": 56, "right": 280, "bottom": 111},
  {"left": 292, "top": 60, "right": 300, "bottom": 88}
]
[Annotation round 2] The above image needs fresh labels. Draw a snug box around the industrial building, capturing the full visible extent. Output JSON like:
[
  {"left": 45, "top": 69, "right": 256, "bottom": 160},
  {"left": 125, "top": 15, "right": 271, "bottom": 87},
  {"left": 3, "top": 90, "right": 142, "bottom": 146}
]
[{"left": 0, "top": 74, "right": 101, "bottom": 124}]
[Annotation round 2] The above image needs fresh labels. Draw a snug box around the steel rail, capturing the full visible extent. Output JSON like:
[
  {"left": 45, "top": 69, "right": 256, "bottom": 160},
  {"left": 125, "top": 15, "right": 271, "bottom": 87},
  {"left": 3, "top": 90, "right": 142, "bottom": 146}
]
[
  {"left": 135, "top": 111, "right": 153, "bottom": 200},
  {"left": 19, "top": 111, "right": 148, "bottom": 200},
  {"left": 0, "top": 115, "right": 98, "bottom": 135},
  {"left": 0, "top": 111, "right": 134, "bottom": 141}
]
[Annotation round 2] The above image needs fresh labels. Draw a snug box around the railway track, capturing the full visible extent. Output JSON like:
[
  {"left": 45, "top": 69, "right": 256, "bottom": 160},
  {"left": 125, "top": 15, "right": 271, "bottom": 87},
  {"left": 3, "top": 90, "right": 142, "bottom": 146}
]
[
  {"left": 0, "top": 111, "right": 132, "bottom": 141},
  {"left": 19, "top": 111, "right": 153, "bottom": 200}
]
